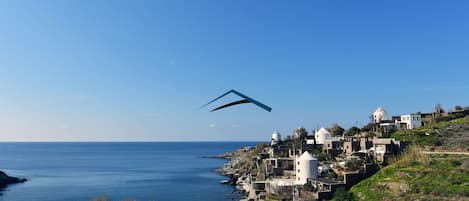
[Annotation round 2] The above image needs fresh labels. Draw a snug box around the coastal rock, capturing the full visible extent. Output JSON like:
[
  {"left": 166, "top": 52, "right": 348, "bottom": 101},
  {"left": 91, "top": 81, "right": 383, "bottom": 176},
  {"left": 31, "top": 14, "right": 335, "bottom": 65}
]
[
  {"left": 217, "top": 146, "right": 260, "bottom": 200},
  {"left": 0, "top": 170, "right": 27, "bottom": 188}
]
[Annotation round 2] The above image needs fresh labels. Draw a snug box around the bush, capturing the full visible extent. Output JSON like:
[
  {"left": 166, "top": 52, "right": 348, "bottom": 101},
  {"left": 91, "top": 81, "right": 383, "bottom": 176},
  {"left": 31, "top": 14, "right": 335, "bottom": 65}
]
[
  {"left": 317, "top": 153, "right": 328, "bottom": 161},
  {"left": 303, "top": 183, "right": 316, "bottom": 191},
  {"left": 366, "top": 132, "right": 376, "bottom": 138},
  {"left": 345, "top": 158, "right": 363, "bottom": 171},
  {"left": 450, "top": 160, "right": 462, "bottom": 167},
  {"left": 328, "top": 171, "right": 338, "bottom": 179},
  {"left": 381, "top": 132, "right": 391, "bottom": 138},
  {"left": 332, "top": 188, "right": 356, "bottom": 201}
]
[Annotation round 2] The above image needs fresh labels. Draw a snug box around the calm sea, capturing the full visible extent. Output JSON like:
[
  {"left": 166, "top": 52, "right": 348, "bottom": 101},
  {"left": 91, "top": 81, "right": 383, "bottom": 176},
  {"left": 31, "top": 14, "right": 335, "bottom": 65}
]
[{"left": 0, "top": 142, "right": 258, "bottom": 201}]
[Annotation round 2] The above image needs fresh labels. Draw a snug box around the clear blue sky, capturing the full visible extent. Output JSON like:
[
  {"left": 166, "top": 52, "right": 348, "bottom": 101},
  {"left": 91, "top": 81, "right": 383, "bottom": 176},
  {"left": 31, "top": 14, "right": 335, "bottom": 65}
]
[{"left": 0, "top": 0, "right": 468, "bottom": 141}]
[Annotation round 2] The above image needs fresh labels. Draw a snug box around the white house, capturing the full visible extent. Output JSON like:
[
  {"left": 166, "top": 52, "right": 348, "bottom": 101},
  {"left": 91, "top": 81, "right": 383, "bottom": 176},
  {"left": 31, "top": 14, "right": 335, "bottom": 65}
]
[
  {"left": 271, "top": 131, "right": 281, "bottom": 145},
  {"left": 314, "top": 127, "right": 331, "bottom": 144},
  {"left": 373, "top": 107, "right": 389, "bottom": 123},
  {"left": 295, "top": 151, "right": 318, "bottom": 184},
  {"left": 400, "top": 114, "right": 422, "bottom": 129}
]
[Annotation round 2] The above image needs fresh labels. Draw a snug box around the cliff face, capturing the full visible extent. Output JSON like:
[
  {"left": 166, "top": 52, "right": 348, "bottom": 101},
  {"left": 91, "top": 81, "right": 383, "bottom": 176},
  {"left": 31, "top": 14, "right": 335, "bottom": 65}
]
[{"left": 0, "top": 170, "right": 27, "bottom": 188}]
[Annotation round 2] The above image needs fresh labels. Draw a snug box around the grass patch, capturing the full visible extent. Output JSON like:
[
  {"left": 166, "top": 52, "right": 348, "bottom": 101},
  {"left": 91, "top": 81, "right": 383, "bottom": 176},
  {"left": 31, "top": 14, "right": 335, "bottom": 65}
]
[
  {"left": 350, "top": 146, "right": 469, "bottom": 200},
  {"left": 387, "top": 117, "right": 469, "bottom": 147}
]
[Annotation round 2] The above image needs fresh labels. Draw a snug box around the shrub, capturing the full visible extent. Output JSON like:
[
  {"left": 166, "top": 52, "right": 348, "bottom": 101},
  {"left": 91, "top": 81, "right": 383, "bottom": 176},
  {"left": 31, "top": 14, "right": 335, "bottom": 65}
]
[
  {"left": 345, "top": 158, "right": 363, "bottom": 171},
  {"left": 332, "top": 188, "right": 356, "bottom": 201},
  {"left": 303, "top": 183, "right": 316, "bottom": 191},
  {"left": 328, "top": 171, "right": 338, "bottom": 179},
  {"left": 450, "top": 160, "right": 462, "bottom": 167},
  {"left": 317, "top": 153, "right": 328, "bottom": 161}
]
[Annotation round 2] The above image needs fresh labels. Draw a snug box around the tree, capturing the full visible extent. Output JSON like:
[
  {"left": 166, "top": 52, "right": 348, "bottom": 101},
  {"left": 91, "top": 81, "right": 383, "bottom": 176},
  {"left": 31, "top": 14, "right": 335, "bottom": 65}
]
[
  {"left": 435, "top": 103, "right": 445, "bottom": 114},
  {"left": 330, "top": 123, "right": 345, "bottom": 137},
  {"left": 292, "top": 127, "right": 307, "bottom": 150},
  {"left": 455, "top": 105, "right": 463, "bottom": 111},
  {"left": 365, "top": 132, "right": 376, "bottom": 138},
  {"left": 345, "top": 126, "right": 361, "bottom": 136},
  {"left": 293, "top": 127, "right": 308, "bottom": 139},
  {"left": 361, "top": 123, "right": 374, "bottom": 132},
  {"left": 380, "top": 125, "right": 397, "bottom": 136}
]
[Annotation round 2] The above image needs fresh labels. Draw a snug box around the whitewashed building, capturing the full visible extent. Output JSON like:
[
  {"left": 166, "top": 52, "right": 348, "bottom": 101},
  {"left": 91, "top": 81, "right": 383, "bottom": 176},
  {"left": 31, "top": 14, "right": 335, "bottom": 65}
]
[
  {"left": 295, "top": 151, "right": 318, "bottom": 184},
  {"left": 314, "top": 127, "right": 331, "bottom": 145},
  {"left": 271, "top": 131, "right": 281, "bottom": 145},
  {"left": 373, "top": 107, "right": 389, "bottom": 123},
  {"left": 400, "top": 114, "right": 422, "bottom": 129}
]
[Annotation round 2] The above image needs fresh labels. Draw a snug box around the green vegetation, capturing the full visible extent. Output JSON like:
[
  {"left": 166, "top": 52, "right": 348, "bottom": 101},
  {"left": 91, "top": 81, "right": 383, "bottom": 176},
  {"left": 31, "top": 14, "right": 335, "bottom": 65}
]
[
  {"left": 386, "top": 117, "right": 469, "bottom": 147},
  {"left": 345, "top": 158, "right": 363, "bottom": 171},
  {"left": 332, "top": 188, "right": 357, "bottom": 201},
  {"left": 316, "top": 152, "right": 328, "bottom": 161},
  {"left": 345, "top": 126, "right": 361, "bottom": 136},
  {"left": 328, "top": 171, "right": 338, "bottom": 180},
  {"left": 350, "top": 146, "right": 469, "bottom": 200},
  {"left": 239, "top": 143, "right": 268, "bottom": 172},
  {"left": 330, "top": 123, "right": 345, "bottom": 137},
  {"left": 264, "top": 193, "right": 283, "bottom": 201},
  {"left": 361, "top": 123, "right": 373, "bottom": 132},
  {"left": 364, "top": 132, "right": 376, "bottom": 138}
]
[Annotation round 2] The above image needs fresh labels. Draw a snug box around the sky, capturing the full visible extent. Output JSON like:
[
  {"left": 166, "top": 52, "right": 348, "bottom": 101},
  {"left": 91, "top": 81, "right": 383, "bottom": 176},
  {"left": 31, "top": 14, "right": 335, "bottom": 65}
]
[{"left": 0, "top": 0, "right": 468, "bottom": 141}]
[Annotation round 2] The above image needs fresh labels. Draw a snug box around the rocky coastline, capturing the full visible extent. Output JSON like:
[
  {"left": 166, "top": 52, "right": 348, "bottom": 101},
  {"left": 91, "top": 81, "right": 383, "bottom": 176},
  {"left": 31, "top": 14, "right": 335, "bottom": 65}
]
[
  {"left": 216, "top": 145, "right": 262, "bottom": 200},
  {"left": 0, "top": 170, "right": 27, "bottom": 195}
]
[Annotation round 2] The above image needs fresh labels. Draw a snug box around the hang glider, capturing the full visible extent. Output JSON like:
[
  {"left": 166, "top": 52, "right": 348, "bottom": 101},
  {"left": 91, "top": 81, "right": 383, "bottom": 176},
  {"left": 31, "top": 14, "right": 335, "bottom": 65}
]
[{"left": 201, "top": 89, "right": 272, "bottom": 112}]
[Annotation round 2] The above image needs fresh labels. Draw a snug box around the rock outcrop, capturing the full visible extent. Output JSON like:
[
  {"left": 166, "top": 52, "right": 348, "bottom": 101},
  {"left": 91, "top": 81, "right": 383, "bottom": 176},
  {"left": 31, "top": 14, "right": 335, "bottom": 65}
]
[{"left": 0, "top": 170, "right": 27, "bottom": 188}]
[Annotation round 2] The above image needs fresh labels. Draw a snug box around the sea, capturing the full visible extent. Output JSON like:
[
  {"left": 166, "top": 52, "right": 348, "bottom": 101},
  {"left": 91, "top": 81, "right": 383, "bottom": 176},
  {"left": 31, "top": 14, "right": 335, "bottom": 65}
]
[{"left": 0, "top": 142, "right": 259, "bottom": 201}]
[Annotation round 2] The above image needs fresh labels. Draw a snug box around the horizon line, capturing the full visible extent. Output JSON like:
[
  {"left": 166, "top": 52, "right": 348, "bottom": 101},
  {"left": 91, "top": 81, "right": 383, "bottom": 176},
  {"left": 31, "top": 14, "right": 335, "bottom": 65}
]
[{"left": 0, "top": 140, "right": 266, "bottom": 143}]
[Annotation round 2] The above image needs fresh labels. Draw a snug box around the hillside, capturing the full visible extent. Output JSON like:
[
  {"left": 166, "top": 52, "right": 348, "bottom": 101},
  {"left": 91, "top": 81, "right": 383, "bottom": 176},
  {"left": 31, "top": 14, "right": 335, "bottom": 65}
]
[
  {"left": 386, "top": 117, "right": 469, "bottom": 151},
  {"left": 349, "top": 117, "right": 469, "bottom": 201},
  {"left": 350, "top": 148, "right": 469, "bottom": 200}
]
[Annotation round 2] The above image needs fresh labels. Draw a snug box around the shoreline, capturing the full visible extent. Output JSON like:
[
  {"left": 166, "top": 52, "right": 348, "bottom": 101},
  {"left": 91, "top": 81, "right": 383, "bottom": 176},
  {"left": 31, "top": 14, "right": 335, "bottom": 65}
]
[{"left": 216, "top": 146, "right": 259, "bottom": 200}]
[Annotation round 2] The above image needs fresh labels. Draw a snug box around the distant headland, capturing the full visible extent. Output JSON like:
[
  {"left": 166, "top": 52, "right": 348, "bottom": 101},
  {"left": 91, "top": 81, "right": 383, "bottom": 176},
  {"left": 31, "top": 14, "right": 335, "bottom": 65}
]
[{"left": 0, "top": 170, "right": 27, "bottom": 195}]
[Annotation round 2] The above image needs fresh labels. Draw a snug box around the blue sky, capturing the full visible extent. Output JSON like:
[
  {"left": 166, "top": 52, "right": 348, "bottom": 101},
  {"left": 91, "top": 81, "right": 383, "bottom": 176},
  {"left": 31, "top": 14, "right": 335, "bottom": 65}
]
[{"left": 0, "top": 0, "right": 468, "bottom": 141}]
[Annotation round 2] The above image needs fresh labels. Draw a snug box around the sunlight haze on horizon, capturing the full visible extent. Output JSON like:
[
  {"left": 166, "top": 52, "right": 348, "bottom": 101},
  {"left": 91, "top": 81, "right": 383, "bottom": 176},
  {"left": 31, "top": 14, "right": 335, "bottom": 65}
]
[{"left": 0, "top": 0, "right": 468, "bottom": 141}]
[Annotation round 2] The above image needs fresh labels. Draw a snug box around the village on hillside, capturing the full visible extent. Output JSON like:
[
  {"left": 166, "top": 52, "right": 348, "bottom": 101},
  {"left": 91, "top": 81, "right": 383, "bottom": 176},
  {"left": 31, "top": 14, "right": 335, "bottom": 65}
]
[{"left": 219, "top": 105, "right": 469, "bottom": 201}]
